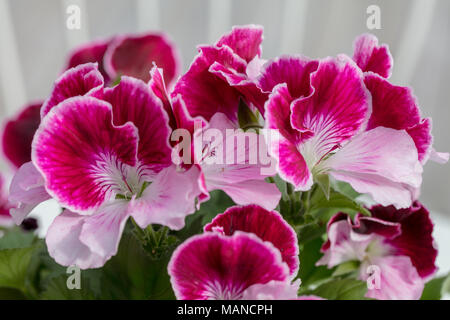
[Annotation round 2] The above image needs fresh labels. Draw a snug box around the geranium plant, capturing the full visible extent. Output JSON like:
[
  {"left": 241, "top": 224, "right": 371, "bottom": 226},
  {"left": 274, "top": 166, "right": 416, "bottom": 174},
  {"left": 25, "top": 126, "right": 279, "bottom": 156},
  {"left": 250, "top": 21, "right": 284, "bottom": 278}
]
[{"left": 0, "top": 26, "right": 448, "bottom": 300}]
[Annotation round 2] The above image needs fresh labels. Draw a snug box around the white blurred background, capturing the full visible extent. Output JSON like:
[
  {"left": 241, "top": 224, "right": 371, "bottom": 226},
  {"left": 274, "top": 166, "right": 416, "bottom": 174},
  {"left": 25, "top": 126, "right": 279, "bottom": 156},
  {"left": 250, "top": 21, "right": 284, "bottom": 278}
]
[{"left": 0, "top": 0, "right": 449, "bottom": 275}]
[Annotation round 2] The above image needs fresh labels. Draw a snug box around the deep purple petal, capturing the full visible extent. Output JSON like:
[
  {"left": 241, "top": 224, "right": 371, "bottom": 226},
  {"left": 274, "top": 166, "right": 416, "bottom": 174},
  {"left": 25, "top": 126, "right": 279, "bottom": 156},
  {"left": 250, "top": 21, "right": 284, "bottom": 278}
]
[
  {"left": 2, "top": 102, "right": 42, "bottom": 168},
  {"left": 104, "top": 32, "right": 180, "bottom": 86}
]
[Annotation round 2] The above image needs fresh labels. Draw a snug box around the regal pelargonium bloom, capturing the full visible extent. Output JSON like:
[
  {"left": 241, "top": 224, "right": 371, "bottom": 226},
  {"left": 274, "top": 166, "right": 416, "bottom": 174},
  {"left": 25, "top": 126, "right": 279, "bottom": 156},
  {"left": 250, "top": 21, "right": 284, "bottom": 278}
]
[
  {"left": 2, "top": 101, "right": 42, "bottom": 168},
  {"left": 317, "top": 202, "right": 437, "bottom": 300},
  {"left": 168, "top": 232, "right": 299, "bottom": 300},
  {"left": 0, "top": 175, "right": 13, "bottom": 227},
  {"left": 10, "top": 63, "right": 201, "bottom": 269},
  {"left": 149, "top": 66, "right": 280, "bottom": 210},
  {"left": 352, "top": 34, "right": 448, "bottom": 164},
  {"left": 172, "top": 25, "right": 267, "bottom": 123},
  {"left": 66, "top": 32, "right": 180, "bottom": 86},
  {"left": 204, "top": 204, "right": 299, "bottom": 276},
  {"left": 260, "top": 54, "right": 423, "bottom": 208}
]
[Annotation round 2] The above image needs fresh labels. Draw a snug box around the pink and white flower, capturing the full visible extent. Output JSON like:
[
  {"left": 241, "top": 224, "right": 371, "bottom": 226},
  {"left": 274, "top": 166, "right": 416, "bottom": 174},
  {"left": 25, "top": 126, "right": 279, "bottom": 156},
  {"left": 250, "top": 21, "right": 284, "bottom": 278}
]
[
  {"left": 66, "top": 32, "right": 180, "bottom": 86},
  {"left": 9, "top": 63, "right": 200, "bottom": 269},
  {"left": 169, "top": 204, "right": 305, "bottom": 300},
  {"left": 204, "top": 204, "right": 299, "bottom": 276},
  {"left": 150, "top": 65, "right": 280, "bottom": 210},
  {"left": 172, "top": 25, "right": 267, "bottom": 123},
  {"left": 259, "top": 54, "right": 423, "bottom": 208},
  {"left": 317, "top": 202, "right": 437, "bottom": 300},
  {"left": 0, "top": 175, "right": 14, "bottom": 227},
  {"left": 168, "top": 231, "right": 299, "bottom": 300}
]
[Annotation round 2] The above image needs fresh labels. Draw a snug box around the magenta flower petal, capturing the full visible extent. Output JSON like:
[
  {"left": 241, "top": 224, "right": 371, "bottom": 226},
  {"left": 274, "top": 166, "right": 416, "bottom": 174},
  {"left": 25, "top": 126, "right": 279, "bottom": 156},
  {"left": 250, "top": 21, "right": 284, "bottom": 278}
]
[
  {"left": 2, "top": 102, "right": 42, "bottom": 168},
  {"left": 41, "top": 63, "right": 104, "bottom": 118},
  {"left": 168, "top": 232, "right": 290, "bottom": 300},
  {"left": 264, "top": 84, "right": 312, "bottom": 190},
  {"left": 129, "top": 165, "right": 201, "bottom": 230},
  {"left": 204, "top": 205, "right": 299, "bottom": 276},
  {"left": 104, "top": 76, "right": 172, "bottom": 174},
  {"left": 104, "top": 33, "right": 180, "bottom": 86},
  {"left": 46, "top": 210, "right": 109, "bottom": 269},
  {"left": 8, "top": 161, "right": 51, "bottom": 225},
  {"left": 66, "top": 38, "right": 111, "bottom": 83},
  {"left": 291, "top": 55, "right": 370, "bottom": 162},
  {"left": 364, "top": 73, "right": 432, "bottom": 162},
  {"left": 324, "top": 127, "right": 422, "bottom": 208},
  {"left": 353, "top": 34, "right": 393, "bottom": 78},
  {"left": 215, "top": 25, "right": 263, "bottom": 63},
  {"left": 369, "top": 202, "right": 437, "bottom": 278},
  {"left": 172, "top": 46, "right": 245, "bottom": 122},
  {"left": 257, "top": 55, "right": 318, "bottom": 98},
  {"left": 32, "top": 97, "right": 139, "bottom": 213}
]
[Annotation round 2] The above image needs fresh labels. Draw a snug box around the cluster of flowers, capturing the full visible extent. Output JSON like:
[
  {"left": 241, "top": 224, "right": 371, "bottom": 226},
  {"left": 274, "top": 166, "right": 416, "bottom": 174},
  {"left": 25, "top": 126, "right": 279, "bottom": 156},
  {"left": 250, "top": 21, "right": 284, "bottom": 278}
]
[{"left": 1, "top": 25, "right": 448, "bottom": 300}]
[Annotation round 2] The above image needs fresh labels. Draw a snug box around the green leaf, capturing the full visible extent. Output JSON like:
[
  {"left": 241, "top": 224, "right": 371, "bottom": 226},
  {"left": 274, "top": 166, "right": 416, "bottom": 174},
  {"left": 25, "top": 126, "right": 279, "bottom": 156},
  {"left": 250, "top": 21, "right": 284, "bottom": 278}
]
[
  {"left": 198, "top": 190, "right": 235, "bottom": 226},
  {"left": 297, "top": 238, "right": 334, "bottom": 291},
  {"left": 0, "top": 227, "right": 36, "bottom": 250},
  {"left": 40, "top": 274, "right": 97, "bottom": 300},
  {"left": 238, "top": 98, "right": 260, "bottom": 130},
  {"left": 306, "top": 278, "right": 368, "bottom": 300},
  {"left": 315, "top": 174, "right": 330, "bottom": 200},
  {"left": 421, "top": 274, "right": 450, "bottom": 300},
  {"left": 0, "top": 246, "right": 35, "bottom": 291},
  {"left": 332, "top": 260, "right": 360, "bottom": 277},
  {"left": 308, "top": 188, "right": 370, "bottom": 221},
  {"left": 0, "top": 287, "right": 27, "bottom": 299}
]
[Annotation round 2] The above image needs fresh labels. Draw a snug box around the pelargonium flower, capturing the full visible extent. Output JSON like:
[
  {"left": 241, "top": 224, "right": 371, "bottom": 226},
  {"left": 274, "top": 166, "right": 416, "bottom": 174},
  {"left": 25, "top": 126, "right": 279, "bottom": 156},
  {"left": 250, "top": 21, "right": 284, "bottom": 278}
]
[
  {"left": 168, "top": 232, "right": 299, "bottom": 300},
  {"left": 204, "top": 204, "right": 299, "bottom": 276},
  {"left": 2, "top": 101, "right": 42, "bottom": 168},
  {"left": 66, "top": 32, "right": 180, "bottom": 86},
  {"left": 0, "top": 175, "right": 13, "bottom": 227},
  {"left": 260, "top": 54, "right": 423, "bottom": 208},
  {"left": 149, "top": 66, "right": 280, "bottom": 210},
  {"left": 317, "top": 202, "right": 437, "bottom": 300},
  {"left": 352, "top": 34, "right": 448, "bottom": 164},
  {"left": 172, "top": 25, "right": 267, "bottom": 123},
  {"left": 10, "top": 63, "right": 200, "bottom": 269}
]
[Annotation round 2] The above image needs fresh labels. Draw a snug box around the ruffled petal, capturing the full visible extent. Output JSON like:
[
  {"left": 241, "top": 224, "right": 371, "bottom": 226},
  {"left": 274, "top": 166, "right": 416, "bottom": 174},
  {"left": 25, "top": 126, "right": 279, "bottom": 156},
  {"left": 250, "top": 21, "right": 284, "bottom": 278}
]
[
  {"left": 215, "top": 25, "right": 263, "bottom": 63},
  {"left": 242, "top": 279, "right": 300, "bottom": 300},
  {"left": 168, "top": 232, "right": 289, "bottom": 300},
  {"left": 353, "top": 34, "right": 393, "bottom": 78},
  {"left": 129, "top": 165, "right": 201, "bottom": 230},
  {"left": 104, "top": 76, "right": 172, "bottom": 174},
  {"left": 8, "top": 162, "right": 51, "bottom": 225},
  {"left": 204, "top": 205, "right": 299, "bottom": 276},
  {"left": 46, "top": 210, "right": 108, "bottom": 269},
  {"left": 291, "top": 55, "right": 370, "bottom": 165},
  {"left": 41, "top": 63, "right": 104, "bottom": 118},
  {"left": 323, "top": 127, "right": 422, "bottom": 208},
  {"left": 369, "top": 202, "right": 437, "bottom": 278},
  {"left": 32, "top": 97, "right": 139, "bottom": 212},
  {"left": 66, "top": 38, "right": 111, "bottom": 83},
  {"left": 429, "top": 148, "right": 449, "bottom": 164},
  {"left": 364, "top": 73, "right": 431, "bottom": 162},
  {"left": 104, "top": 32, "right": 180, "bottom": 86},
  {"left": 172, "top": 46, "right": 246, "bottom": 122},
  {"left": 257, "top": 55, "right": 318, "bottom": 98},
  {"left": 362, "top": 256, "right": 424, "bottom": 300},
  {"left": 2, "top": 102, "right": 42, "bottom": 168},
  {"left": 79, "top": 200, "right": 130, "bottom": 260}
]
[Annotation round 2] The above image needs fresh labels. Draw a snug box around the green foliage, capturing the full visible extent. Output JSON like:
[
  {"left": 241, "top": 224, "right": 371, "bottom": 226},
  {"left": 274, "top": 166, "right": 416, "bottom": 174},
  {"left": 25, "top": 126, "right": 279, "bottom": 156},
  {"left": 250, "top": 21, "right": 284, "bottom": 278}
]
[
  {"left": 304, "top": 278, "right": 369, "bottom": 300},
  {"left": 421, "top": 273, "right": 450, "bottom": 300}
]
